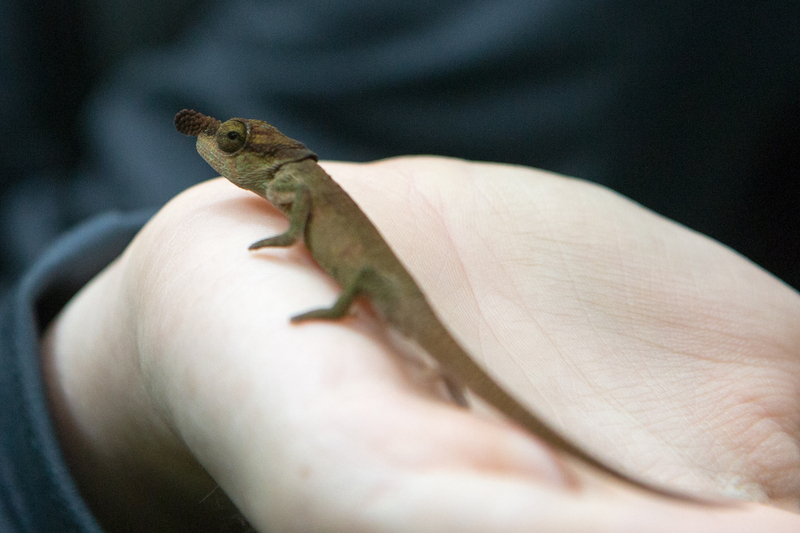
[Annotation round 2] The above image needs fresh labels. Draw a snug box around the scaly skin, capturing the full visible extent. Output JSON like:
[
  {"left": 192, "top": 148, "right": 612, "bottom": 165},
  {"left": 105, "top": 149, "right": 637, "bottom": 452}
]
[{"left": 174, "top": 109, "right": 716, "bottom": 503}]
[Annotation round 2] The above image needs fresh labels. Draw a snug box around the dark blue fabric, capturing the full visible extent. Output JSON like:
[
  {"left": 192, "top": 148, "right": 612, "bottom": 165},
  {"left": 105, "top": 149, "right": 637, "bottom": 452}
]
[
  {"left": 2, "top": 1, "right": 799, "bottom": 291},
  {"left": 0, "top": 211, "right": 151, "bottom": 532}
]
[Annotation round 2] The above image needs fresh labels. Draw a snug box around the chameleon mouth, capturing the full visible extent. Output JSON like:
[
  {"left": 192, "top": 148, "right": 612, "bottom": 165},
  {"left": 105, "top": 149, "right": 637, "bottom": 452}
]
[
  {"left": 195, "top": 134, "right": 227, "bottom": 176},
  {"left": 174, "top": 109, "right": 221, "bottom": 136}
]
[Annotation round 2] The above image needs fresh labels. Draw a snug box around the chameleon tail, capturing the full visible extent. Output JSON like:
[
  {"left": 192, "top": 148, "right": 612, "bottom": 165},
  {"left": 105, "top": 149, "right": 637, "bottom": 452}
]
[{"left": 405, "top": 299, "right": 715, "bottom": 503}]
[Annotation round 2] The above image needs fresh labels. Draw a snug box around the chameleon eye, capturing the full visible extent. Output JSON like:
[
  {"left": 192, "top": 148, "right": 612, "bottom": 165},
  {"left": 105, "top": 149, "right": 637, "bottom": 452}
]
[{"left": 216, "top": 120, "right": 247, "bottom": 153}]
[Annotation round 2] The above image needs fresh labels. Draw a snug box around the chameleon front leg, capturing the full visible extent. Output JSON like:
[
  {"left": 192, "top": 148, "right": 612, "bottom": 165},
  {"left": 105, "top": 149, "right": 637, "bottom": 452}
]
[
  {"left": 291, "top": 267, "right": 469, "bottom": 407},
  {"left": 290, "top": 267, "right": 382, "bottom": 322},
  {"left": 249, "top": 179, "right": 311, "bottom": 249}
]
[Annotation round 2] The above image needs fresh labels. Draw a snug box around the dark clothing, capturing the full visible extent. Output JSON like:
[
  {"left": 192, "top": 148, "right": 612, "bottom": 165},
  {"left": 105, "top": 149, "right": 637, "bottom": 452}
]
[
  {"left": 1, "top": 1, "right": 798, "bottom": 529},
  {"left": 3, "top": 1, "right": 800, "bottom": 292},
  {"left": 1, "top": 212, "right": 149, "bottom": 532}
]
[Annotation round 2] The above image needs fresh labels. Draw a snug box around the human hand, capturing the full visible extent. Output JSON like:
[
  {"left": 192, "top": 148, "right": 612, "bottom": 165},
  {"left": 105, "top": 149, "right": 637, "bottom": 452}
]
[{"left": 43, "top": 157, "right": 800, "bottom": 531}]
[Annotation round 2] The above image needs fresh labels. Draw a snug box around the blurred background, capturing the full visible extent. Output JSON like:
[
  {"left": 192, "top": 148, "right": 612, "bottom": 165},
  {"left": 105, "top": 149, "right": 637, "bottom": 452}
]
[{"left": 1, "top": 0, "right": 798, "bottom": 294}]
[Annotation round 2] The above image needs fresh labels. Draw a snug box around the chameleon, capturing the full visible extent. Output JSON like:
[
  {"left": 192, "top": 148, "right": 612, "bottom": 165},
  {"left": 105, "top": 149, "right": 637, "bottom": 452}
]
[{"left": 174, "top": 108, "right": 711, "bottom": 502}]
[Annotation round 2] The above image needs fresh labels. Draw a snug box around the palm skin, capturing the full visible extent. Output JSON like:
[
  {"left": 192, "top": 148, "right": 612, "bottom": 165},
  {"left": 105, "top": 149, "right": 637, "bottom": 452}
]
[{"left": 43, "top": 157, "right": 800, "bottom": 531}]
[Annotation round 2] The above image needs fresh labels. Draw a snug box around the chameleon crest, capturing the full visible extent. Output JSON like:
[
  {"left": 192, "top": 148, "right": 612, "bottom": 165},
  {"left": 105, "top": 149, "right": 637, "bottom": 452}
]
[{"left": 175, "top": 109, "right": 316, "bottom": 194}]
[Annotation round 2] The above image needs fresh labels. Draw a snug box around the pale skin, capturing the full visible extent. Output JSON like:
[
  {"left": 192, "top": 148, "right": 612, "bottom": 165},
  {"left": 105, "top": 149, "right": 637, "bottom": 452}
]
[{"left": 42, "top": 157, "right": 800, "bottom": 531}]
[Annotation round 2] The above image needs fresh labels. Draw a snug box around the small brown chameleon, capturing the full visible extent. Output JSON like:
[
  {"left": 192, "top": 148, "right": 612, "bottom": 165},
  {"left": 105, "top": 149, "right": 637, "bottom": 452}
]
[{"left": 175, "top": 109, "right": 716, "bottom": 503}]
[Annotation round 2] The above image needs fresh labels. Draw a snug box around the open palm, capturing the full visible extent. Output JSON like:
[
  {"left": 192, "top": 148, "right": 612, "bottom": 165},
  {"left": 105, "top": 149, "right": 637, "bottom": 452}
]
[{"left": 45, "top": 157, "right": 800, "bottom": 531}]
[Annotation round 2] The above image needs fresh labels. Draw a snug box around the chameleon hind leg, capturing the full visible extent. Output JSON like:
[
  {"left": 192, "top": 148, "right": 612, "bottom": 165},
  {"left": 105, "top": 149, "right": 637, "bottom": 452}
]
[
  {"left": 290, "top": 267, "right": 382, "bottom": 322},
  {"left": 442, "top": 375, "right": 469, "bottom": 407},
  {"left": 292, "top": 267, "right": 470, "bottom": 408}
]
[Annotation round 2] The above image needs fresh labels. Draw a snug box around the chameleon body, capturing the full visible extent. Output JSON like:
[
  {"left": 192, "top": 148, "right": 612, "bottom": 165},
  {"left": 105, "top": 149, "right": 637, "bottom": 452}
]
[{"left": 174, "top": 109, "right": 705, "bottom": 501}]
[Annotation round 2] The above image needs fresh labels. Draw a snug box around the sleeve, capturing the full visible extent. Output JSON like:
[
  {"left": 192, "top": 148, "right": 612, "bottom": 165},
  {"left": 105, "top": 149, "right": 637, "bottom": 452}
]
[{"left": 0, "top": 210, "right": 152, "bottom": 532}]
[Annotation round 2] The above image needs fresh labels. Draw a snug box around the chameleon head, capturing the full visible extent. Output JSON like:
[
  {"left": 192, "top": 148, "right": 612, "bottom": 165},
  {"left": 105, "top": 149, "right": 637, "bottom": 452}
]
[{"left": 174, "top": 109, "right": 317, "bottom": 194}]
